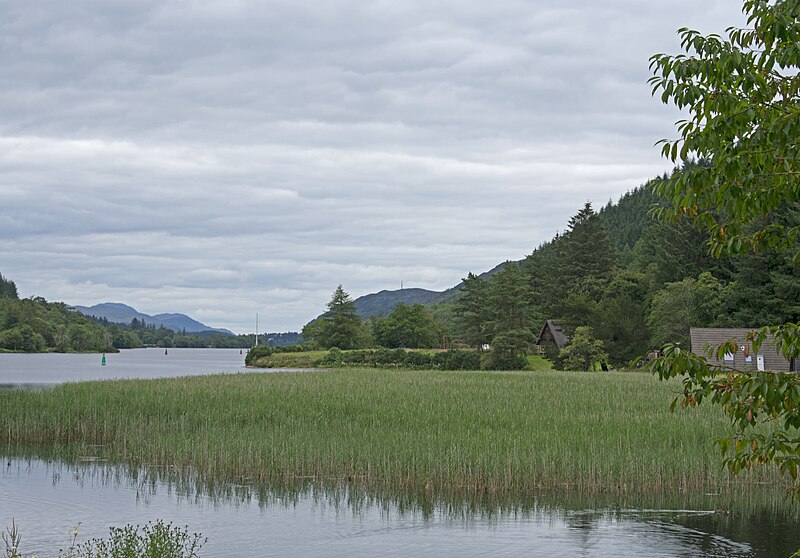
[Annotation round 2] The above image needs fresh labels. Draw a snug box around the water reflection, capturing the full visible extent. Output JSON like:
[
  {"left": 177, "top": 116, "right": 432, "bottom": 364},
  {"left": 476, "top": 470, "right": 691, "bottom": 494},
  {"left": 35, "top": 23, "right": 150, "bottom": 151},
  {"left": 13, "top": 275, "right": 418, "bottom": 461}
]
[{"left": 2, "top": 455, "right": 798, "bottom": 557}]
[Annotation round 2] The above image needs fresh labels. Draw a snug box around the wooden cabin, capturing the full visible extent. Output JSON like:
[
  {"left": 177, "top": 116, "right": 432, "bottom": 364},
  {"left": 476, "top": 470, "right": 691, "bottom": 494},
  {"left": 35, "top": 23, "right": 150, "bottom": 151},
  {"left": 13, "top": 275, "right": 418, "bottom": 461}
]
[
  {"left": 689, "top": 327, "right": 795, "bottom": 372},
  {"left": 536, "top": 320, "right": 570, "bottom": 352}
]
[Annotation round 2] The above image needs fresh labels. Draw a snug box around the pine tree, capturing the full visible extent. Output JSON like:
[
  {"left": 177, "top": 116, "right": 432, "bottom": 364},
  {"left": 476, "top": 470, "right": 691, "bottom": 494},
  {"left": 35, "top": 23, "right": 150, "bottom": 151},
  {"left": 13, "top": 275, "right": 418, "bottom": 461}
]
[
  {"left": 319, "top": 285, "right": 365, "bottom": 350},
  {"left": 550, "top": 203, "right": 617, "bottom": 330},
  {"left": 560, "top": 202, "right": 616, "bottom": 287},
  {"left": 0, "top": 273, "right": 18, "bottom": 299},
  {"left": 484, "top": 264, "right": 536, "bottom": 369},
  {"left": 453, "top": 272, "right": 490, "bottom": 351}
]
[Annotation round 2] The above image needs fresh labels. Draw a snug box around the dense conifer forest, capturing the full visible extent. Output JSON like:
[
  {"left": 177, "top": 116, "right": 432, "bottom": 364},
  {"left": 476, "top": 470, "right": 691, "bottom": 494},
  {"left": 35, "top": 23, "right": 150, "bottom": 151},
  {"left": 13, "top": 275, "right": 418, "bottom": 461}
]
[{"left": 441, "top": 164, "right": 800, "bottom": 368}]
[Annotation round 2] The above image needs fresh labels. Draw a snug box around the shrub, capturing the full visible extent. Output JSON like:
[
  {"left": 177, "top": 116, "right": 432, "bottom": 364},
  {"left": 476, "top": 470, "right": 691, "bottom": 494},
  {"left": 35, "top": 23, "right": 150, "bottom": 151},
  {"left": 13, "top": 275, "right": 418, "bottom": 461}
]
[
  {"left": 75, "top": 520, "right": 205, "bottom": 558},
  {"left": 403, "top": 351, "right": 434, "bottom": 368},
  {"left": 434, "top": 350, "right": 481, "bottom": 370},
  {"left": 3, "top": 520, "right": 205, "bottom": 558}
]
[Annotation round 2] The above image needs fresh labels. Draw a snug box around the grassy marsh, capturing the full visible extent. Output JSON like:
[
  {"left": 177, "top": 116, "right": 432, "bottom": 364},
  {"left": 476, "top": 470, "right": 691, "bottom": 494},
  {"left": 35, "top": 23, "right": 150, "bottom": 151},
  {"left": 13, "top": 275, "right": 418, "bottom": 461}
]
[{"left": 0, "top": 368, "right": 785, "bottom": 494}]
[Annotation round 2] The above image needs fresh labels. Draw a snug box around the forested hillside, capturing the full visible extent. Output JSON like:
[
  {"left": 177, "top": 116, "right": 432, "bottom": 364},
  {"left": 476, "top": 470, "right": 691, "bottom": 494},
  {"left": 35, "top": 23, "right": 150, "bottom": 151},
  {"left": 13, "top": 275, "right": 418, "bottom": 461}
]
[
  {"left": 0, "top": 273, "right": 298, "bottom": 352},
  {"left": 446, "top": 163, "right": 800, "bottom": 368},
  {"left": 305, "top": 163, "right": 799, "bottom": 370},
  {"left": 0, "top": 275, "right": 116, "bottom": 353}
]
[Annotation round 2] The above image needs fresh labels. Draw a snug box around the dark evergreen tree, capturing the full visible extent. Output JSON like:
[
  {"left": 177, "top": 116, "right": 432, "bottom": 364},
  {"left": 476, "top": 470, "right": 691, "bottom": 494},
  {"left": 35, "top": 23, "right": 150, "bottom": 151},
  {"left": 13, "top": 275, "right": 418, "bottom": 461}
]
[
  {"left": 550, "top": 203, "right": 617, "bottom": 331},
  {"left": 0, "top": 273, "right": 18, "bottom": 299},
  {"left": 725, "top": 249, "right": 800, "bottom": 326},
  {"left": 483, "top": 263, "right": 536, "bottom": 369},
  {"left": 303, "top": 285, "right": 368, "bottom": 350},
  {"left": 598, "top": 183, "right": 660, "bottom": 255},
  {"left": 522, "top": 238, "right": 560, "bottom": 324},
  {"left": 631, "top": 219, "right": 731, "bottom": 290},
  {"left": 453, "top": 272, "right": 491, "bottom": 351},
  {"left": 591, "top": 271, "right": 651, "bottom": 366},
  {"left": 560, "top": 202, "right": 616, "bottom": 287}
]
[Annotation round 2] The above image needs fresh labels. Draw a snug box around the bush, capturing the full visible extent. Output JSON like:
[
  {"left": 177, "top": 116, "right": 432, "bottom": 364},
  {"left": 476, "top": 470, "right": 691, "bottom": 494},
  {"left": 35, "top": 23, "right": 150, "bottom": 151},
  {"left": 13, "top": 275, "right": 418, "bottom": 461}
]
[
  {"left": 74, "top": 521, "right": 205, "bottom": 558},
  {"left": 403, "top": 351, "right": 434, "bottom": 368},
  {"left": 434, "top": 350, "right": 481, "bottom": 370},
  {"left": 3, "top": 520, "right": 205, "bottom": 558},
  {"left": 480, "top": 351, "right": 528, "bottom": 371}
]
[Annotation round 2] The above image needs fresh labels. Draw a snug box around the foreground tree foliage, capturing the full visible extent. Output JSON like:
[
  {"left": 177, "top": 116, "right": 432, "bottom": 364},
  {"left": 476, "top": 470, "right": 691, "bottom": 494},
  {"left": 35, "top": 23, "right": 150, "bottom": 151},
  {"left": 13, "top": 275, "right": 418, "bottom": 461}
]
[{"left": 648, "top": 0, "right": 800, "bottom": 496}]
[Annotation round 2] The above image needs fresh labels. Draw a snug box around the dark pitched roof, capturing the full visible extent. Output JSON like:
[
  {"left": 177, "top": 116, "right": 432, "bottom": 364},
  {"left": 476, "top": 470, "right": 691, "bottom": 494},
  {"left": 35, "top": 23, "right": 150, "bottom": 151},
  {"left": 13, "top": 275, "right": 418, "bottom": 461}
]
[
  {"left": 689, "top": 327, "right": 792, "bottom": 372},
  {"left": 536, "top": 320, "right": 570, "bottom": 350}
]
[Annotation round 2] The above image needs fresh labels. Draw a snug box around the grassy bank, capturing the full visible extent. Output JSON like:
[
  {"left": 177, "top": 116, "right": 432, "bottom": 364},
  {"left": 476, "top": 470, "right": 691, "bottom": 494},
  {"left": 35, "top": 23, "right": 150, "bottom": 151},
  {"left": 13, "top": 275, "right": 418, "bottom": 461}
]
[
  {"left": 0, "top": 369, "right": 783, "bottom": 494},
  {"left": 251, "top": 348, "right": 554, "bottom": 371},
  {"left": 250, "top": 350, "right": 327, "bottom": 368}
]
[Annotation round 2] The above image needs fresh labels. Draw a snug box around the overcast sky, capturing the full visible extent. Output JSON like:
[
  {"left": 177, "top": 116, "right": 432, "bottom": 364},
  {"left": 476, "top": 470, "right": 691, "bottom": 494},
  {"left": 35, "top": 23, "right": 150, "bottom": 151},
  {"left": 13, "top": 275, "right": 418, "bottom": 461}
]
[{"left": 0, "top": 0, "right": 745, "bottom": 333}]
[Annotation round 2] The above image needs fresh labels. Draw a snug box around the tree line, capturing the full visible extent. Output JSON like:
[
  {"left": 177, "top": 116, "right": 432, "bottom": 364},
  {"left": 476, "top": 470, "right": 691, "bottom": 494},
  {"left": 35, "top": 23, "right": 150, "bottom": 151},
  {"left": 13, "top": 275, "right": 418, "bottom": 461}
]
[
  {"left": 85, "top": 315, "right": 259, "bottom": 349},
  {"left": 0, "top": 273, "right": 300, "bottom": 352}
]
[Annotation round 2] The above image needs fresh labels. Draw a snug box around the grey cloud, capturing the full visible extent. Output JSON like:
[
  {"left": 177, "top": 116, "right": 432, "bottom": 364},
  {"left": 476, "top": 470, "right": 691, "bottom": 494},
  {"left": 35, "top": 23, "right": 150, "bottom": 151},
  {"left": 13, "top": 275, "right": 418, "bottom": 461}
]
[{"left": 0, "top": 0, "right": 745, "bottom": 331}]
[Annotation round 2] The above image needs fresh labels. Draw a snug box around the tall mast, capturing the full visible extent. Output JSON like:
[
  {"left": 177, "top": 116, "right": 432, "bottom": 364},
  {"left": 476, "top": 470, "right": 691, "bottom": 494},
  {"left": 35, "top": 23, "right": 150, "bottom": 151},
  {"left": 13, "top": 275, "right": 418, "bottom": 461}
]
[{"left": 255, "top": 313, "right": 259, "bottom": 347}]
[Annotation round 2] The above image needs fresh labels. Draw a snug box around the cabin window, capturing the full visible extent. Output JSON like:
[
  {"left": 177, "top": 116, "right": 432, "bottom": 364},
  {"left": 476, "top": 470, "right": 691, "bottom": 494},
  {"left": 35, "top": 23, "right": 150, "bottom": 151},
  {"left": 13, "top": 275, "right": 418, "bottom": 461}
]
[
  {"left": 723, "top": 352, "right": 735, "bottom": 362},
  {"left": 745, "top": 354, "right": 752, "bottom": 364}
]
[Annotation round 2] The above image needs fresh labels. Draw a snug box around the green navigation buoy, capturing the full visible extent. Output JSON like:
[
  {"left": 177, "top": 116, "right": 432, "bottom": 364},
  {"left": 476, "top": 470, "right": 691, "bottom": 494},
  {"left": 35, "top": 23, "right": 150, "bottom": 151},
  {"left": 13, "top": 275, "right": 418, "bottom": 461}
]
[{"left": 101, "top": 353, "right": 106, "bottom": 366}]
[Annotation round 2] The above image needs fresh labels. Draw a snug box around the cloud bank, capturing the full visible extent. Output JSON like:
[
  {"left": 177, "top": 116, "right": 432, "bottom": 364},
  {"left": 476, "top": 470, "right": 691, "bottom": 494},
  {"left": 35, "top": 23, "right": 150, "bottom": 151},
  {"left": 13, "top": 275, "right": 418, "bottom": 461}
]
[{"left": 0, "top": 0, "right": 744, "bottom": 332}]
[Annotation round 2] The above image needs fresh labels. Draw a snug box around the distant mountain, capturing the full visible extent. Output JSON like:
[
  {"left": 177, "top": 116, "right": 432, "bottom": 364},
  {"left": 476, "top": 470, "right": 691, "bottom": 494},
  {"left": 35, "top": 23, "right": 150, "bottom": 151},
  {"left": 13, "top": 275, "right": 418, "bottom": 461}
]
[
  {"left": 350, "top": 261, "right": 516, "bottom": 319},
  {"left": 151, "top": 312, "right": 234, "bottom": 335},
  {"left": 354, "top": 288, "right": 447, "bottom": 319},
  {"left": 72, "top": 303, "right": 234, "bottom": 335}
]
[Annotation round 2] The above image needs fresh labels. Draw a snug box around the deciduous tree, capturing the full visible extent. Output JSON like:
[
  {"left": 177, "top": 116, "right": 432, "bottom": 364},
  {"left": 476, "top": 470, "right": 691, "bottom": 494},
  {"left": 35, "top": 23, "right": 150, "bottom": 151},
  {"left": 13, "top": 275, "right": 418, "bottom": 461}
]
[
  {"left": 648, "top": 0, "right": 800, "bottom": 496},
  {"left": 372, "top": 303, "right": 439, "bottom": 349},
  {"left": 559, "top": 326, "right": 608, "bottom": 372}
]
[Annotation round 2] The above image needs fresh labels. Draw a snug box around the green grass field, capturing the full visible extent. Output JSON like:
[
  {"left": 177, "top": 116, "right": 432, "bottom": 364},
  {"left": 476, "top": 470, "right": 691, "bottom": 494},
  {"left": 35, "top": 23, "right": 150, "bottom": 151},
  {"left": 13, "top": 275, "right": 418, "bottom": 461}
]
[{"left": 0, "top": 368, "right": 783, "bottom": 495}]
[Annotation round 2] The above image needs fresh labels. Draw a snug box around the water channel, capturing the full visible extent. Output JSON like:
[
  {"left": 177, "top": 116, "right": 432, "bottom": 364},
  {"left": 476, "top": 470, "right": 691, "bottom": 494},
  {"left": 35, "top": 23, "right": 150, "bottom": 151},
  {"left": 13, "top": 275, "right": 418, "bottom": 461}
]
[
  {"left": 0, "top": 347, "right": 295, "bottom": 386},
  {"left": 1, "top": 350, "right": 799, "bottom": 556}
]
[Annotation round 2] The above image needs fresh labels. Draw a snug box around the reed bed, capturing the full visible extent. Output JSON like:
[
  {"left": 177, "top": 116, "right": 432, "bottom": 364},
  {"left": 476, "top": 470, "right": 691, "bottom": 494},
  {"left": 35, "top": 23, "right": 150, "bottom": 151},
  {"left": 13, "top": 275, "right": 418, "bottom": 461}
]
[{"left": 0, "top": 369, "right": 784, "bottom": 494}]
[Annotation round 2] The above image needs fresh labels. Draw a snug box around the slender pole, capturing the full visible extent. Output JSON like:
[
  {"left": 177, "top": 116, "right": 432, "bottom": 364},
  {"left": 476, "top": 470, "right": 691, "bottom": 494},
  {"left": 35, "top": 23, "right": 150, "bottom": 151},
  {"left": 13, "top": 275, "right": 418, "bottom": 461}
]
[{"left": 255, "top": 313, "right": 259, "bottom": 347}]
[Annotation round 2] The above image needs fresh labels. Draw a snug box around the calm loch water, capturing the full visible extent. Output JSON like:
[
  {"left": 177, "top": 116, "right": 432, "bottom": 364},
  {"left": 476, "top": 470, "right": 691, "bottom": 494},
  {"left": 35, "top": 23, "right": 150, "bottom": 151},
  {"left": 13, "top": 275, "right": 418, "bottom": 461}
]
[
  {"left": 2, "top": 457, "right": 799, "bottom": 557},
  {"left": 0, "top": 348, "right": 268, "bottom": 385}
]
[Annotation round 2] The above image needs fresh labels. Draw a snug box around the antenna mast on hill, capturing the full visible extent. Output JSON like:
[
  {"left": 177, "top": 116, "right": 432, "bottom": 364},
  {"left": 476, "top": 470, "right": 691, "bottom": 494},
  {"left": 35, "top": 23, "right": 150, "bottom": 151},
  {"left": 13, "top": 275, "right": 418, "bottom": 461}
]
[{"left": 255, "top": 313, "right": 259, "bottom": 347}]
